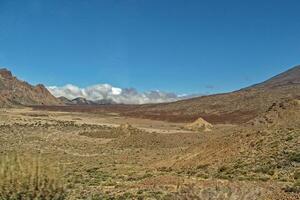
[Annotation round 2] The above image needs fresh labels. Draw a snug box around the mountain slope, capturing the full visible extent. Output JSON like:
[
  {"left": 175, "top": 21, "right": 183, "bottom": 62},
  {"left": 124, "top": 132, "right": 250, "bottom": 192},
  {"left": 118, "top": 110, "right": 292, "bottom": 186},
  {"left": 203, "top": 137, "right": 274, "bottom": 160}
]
[
  {"left": 58, "top": 96, "right": 74, "bottom": 105},
  {"left": 249, "top": 65, "right": 300, "bottom": 88},
  {"left": 0, "top": 68, "right": 63, "bottom": 107},
  {"left": 123, "top": 65, "right": 300, "bottom": 124},
  {"left": 160, "top": 98, "right": 300, "bottom": 194},
  {"left": 71, "top": 97, "right": 96, "bottom": 105}
]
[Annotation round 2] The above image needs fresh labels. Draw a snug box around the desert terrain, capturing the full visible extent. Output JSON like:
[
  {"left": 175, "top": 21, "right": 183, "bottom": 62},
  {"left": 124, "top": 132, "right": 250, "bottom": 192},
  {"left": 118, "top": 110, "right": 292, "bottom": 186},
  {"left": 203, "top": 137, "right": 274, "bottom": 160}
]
[
  {"left": 0, "top": 67, "right": 299, "bottom": 199},
  {"left": 1, "top": 99, "right": 299, "bottom": 199},
  {"left": 2, "top": 1, "right": 300, "bottom": 199}
]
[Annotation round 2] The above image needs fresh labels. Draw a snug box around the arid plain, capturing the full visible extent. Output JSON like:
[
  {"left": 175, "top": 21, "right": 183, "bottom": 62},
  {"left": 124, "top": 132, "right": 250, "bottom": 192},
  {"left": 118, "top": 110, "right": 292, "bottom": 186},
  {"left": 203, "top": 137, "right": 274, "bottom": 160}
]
[
  {"left": 1, "top": 101, "right": 299, "bottom": 199},
  {"left": 0, "top": 67, "right": 299, "bottom": 199}
]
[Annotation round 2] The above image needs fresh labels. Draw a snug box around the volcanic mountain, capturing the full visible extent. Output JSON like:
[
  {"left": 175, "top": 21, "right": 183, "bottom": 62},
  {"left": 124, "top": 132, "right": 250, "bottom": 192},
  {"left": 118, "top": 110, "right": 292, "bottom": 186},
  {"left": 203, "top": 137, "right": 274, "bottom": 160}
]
[
  {"left": 249, "top": 65, "right": 300, "bottom": 88},
  {"left": 0, "top": 68, "right": 63, "bottom": 107},
  {"left": 15, "top": 65, "right": 300, "bottom": 126},
  {"left": 70, "top": 97, "right": 96, "bottom": 105},
  {"left": 123, "top": 65, "right": 300, "bottom": 124},
  {"left": 58, "top": 96, "right": 117, "bottom": 105}
]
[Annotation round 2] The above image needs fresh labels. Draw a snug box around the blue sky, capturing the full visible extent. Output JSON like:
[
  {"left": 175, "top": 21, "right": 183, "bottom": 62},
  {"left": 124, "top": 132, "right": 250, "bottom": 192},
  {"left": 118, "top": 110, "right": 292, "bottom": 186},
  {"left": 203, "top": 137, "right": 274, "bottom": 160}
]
[{"left": 0, "top": 0, "right": 300, "bottom": 95}]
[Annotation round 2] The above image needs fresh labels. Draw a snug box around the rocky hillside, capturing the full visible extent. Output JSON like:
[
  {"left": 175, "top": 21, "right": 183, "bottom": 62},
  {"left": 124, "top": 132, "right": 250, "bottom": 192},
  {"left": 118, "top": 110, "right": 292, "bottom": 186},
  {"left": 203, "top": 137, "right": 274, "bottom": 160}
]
[
  {"left": 249, "top": 99, "right": 300, "bottom": 127},
  {"left": 123, "top": 65, "right": 300, "bottom": 124},
  {"left": 0, "top": 68, "right": 63, "bottom": 107},
  {"left": 161, "top": 98, "right": 300, "bottom": 196}
]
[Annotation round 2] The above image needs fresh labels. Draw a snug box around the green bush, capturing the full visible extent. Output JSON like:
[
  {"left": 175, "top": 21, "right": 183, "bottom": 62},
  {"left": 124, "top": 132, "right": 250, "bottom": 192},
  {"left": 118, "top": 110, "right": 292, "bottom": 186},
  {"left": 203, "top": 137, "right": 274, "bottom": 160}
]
[{"left": 289, "top": 152, "right": 300, "bottom": 163}]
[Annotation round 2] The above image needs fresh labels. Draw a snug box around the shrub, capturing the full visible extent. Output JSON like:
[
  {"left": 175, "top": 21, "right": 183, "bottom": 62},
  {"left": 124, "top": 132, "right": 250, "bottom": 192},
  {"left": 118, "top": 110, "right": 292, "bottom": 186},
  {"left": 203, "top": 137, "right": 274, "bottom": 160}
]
[
  {"left": 294, "top": 170, "right": 300, "bottom": 180},
  {"left": 289, "top": 152, "right": 300, "bottom": 163},
  {"left": 0, "top": 153, "right": 67, "bottom": 200}
]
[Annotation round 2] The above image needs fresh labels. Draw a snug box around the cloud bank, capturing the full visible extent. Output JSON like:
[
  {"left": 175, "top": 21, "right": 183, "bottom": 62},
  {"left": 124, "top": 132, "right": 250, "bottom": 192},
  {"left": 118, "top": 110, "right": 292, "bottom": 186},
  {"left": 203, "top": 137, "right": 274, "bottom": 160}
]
[{"left": 47, "top": 84, "right": 194, "bottom": 104}]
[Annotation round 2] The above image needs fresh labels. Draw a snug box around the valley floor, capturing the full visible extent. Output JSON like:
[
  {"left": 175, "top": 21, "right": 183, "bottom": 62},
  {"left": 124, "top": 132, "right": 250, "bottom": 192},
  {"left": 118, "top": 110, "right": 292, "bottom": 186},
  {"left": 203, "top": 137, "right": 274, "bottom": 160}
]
[{"left": 0, "top": 107, "right": 299, "bottom": 199}]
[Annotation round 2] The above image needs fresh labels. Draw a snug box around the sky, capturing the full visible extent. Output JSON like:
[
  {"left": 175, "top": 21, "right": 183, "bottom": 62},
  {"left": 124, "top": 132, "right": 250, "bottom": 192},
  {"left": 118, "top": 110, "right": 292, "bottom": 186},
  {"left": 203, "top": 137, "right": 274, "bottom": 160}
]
[{"left": 0, "top": 0, "right": 300, "bottom": 98}]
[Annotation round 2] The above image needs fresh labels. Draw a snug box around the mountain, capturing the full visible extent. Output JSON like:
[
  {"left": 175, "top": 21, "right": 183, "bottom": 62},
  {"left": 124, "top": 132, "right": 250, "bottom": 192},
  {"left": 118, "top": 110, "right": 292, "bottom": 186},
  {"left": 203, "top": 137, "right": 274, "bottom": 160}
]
[
  {"left": 249, "top": 65, "right": 300, "bottom": 88},
  {"left": 58, "top": 96, "right": 104, "bottom": 105},
  {"left": 58, "top": 96, "right": 117, "bottom": 105},
  {"left": 94, "top": 99, "right": 117, "bottom": 105},
  {"left": 58, "top": 96, "right": 75, "bottom": 105},
  {"left": 71, "top": 97, "right": 96, "bottom": 105},
  {"left": 0, "top": 68, "right": 63, "bottom": 107},
  {"left": 123, "top": 65, "right": 300, "bottom": 124}
]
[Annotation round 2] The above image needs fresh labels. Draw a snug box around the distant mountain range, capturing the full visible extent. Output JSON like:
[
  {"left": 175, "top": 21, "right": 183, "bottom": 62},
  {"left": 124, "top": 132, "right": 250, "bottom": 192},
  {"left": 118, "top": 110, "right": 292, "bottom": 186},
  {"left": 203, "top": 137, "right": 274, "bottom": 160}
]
[
  {"left": 1, "top": 65, "right": 300, "bottom": 126},
  {"left": 58, "top": 96, "right": 117, "bottom": 105}
]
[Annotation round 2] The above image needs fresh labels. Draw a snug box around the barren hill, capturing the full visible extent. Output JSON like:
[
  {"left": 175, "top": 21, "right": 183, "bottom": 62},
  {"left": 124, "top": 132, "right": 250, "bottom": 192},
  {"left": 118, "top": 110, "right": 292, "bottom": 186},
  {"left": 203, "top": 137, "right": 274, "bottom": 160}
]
[
  {"left": 123, "top": 65, "right": 300, "bottom": 124},
  {"left": 249, "top": 65, "right": 300, "bottom": 88},
  {"left": 0, "top": 68, "right": 63, "bottom": 107},
  {"left": 161, "top": 98, "right": 300, "bottom": 195},
  {"left": 249, "top": 99, "right": 300, "bottom": 127}
]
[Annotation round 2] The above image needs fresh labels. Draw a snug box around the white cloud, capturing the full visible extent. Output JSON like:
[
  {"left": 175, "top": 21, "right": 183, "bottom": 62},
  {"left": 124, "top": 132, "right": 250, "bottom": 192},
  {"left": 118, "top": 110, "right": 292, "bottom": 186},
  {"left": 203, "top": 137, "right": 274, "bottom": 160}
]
[{"left": 47, "top": 83, "right": 194, "bottom": 104}]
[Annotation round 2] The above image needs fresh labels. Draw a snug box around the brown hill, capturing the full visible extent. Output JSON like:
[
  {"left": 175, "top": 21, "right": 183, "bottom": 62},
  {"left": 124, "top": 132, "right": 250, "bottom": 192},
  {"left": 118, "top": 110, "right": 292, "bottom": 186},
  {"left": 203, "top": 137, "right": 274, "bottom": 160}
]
[
  {"left": 123, "top": 65, "right": 300, "bottom": 124},
  {"left": 159, "top": 98, "right": 300, "bottom": 192},
  {"left": 0, "top": 68, "right": 63, "bottom": 107},
  {"left": 249, "top": 99, "right": 300, "bottom": 127},
  {"left": 249, "top": 65, "right": 300, "bottom": 88}
]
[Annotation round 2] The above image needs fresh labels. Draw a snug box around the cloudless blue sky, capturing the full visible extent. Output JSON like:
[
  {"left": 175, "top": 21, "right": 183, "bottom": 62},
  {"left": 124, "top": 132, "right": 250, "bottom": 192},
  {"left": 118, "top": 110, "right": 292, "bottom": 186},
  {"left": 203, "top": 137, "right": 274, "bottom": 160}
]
[{"left": 0, "top": 0, "right": 300, "bottom": 94}]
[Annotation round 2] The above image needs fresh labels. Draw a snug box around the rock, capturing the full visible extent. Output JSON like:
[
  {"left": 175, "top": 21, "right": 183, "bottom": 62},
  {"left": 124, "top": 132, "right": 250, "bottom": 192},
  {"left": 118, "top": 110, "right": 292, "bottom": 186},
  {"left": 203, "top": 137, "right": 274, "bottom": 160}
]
[
  {"left": 185, "top": 117, "right": 213, "bottom": 132},
  {"left": 0, "top": 69, "right": 13, "bottom": 79},
  {"left": 0, "top": 68, "right": 63, "bottom": 107}
]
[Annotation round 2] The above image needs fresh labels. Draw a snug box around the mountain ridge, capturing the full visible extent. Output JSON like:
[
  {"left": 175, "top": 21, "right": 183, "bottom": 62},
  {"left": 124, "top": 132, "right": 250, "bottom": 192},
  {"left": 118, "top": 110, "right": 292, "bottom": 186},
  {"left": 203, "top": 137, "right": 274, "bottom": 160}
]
[
  {"left": 0, "top": 68, "right": 63, "bottom": 107},
  {"left": 121, "top": 65, "right": 300, "bottom": 124},
  {"left": 3, "top": 65, "right": 300, "bottom": 125},
  {"left": 244, "top": 65, "right": 300, "bottom": 89}
]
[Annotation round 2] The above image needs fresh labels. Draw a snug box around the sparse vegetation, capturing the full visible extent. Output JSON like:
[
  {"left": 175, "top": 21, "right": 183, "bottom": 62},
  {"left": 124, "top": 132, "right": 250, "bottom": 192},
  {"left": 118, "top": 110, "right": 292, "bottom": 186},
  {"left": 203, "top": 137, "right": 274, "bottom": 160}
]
[
  {"left": 0, "top": 153, "right": 67, "bottom": 200},
  {"left": 289, "top": 152, "right": 300, "bottom": 163},
  {"left": 0, "top": 97, "right": 299, "bottom": 199}
]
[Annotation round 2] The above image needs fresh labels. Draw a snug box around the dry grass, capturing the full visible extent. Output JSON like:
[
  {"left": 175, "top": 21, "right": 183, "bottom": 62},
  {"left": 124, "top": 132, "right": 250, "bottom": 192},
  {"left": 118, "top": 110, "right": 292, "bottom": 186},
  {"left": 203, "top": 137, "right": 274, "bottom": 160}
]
[{"left": 0, "top": 153, "right": 67, "bottom": 200}]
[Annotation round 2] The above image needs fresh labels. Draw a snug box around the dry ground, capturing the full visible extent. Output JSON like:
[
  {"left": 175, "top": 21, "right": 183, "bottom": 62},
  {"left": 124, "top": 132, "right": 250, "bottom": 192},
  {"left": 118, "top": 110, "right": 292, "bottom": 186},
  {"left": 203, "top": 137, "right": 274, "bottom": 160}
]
[{"left": 0, "top": 107, "right": 299, "bottom": 199}]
